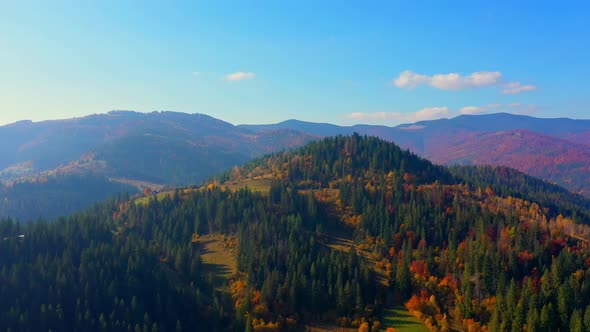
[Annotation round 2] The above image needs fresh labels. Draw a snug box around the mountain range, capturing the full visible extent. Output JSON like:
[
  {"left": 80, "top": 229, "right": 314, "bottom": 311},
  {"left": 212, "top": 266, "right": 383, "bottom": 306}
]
[
  {"left": 242, "top": 113, "right": 590, "bottom": 196},
  {"left": 0, "top": 111, "right": 314, "bottom": 220},
  {"left": 0, "top": 111, "right": 588, "bottom": 220},
  {"left": 0, "top": 110, "right": 313, "bottom": 185}
]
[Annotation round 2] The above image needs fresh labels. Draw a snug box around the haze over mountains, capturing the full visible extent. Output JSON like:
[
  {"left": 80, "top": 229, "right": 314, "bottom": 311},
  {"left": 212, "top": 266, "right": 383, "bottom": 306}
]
[
  {"left": 0, "top": 111, "right": 314, "bottom": 220},
  {"left": 0, "top": 111, "right": 589, "bottom": 220},
  {"left": 0, "top": 110, "right": 313, "bottom": 184}
]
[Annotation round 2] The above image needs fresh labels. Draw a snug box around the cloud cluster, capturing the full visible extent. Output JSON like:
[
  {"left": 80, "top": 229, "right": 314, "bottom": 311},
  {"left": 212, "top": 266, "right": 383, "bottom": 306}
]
[
  {"left": 459, "top": 106, "right": 487, "bottom": 115},
  {"left": 460, "top": 103, "right": 536, "bottom": 115},
  {"left": 415, "top": 107, "right": 450, "bottom": 120},
  {"left": 347, "top": 103, "right": 537, "bottom": 124},
  {"left": 394, "top": 70, "right": 502, "bottom": 90},
  {"left": 347, "top": 107, "right": 450, "bottom": 123},
  {"left": 393, "top": 70, "right": 536, "bottom": 94},
  {"left": 225, "top": 71, "right": 256, "bottom": 81},
  {"left": 501, "top": 82, "right": 537, "bottom": 94}
]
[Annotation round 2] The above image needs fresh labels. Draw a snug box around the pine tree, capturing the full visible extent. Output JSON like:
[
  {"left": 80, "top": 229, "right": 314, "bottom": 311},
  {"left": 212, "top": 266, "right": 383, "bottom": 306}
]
[
  {"left": 244, "top": 315, "right": 253, "bottom": 332},
  {"left": 525, "top": 306, "right": 538, "bottom": 332},
  {"left": 540, "top": 304, "right": 550, "bottom": 331},
  {"left": 584, "top": 304, "right": 590, "bottom": 332},
  {"left": 572, "top": 309, "right": 584, "bottom": 332},
  {"left": 558, "top": 283, "right": 571, "bottom": 329}
]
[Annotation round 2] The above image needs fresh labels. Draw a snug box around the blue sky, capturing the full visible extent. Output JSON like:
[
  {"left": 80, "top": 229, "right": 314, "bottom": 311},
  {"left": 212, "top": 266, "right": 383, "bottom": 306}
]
[{"left": 1, "top": 1, "right": 588, "bottom": 126}]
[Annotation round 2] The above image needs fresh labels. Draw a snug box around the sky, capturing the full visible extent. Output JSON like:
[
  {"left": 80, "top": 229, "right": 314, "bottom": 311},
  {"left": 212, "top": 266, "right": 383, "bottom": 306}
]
[{"left": 1, "top": 1, "right": 589, "bottom": 126}]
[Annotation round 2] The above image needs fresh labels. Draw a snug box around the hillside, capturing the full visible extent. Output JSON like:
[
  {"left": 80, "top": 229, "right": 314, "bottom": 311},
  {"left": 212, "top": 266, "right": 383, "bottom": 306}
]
[
  {"left": 4, "top": 135, "right": 590, "bottom": 331},
  {"left": 241, "top": 113, "right": 590, "bottom": 196},
  {"left": 3, "top": 111, "right": 589, "bottom": 221},
  {"left": 0, "top": 111, "right": 314, "bottom": 220},
  {"left": 429, "top": 130, "right": 590, "bottom": 196},
  {"left": 0, "top": 111, "right": 314, "bottom": 183},
  {"left": 451, "top": 165, "right": 590, "bottom": 222},
  {"left": 0, "top": 174, "right": 138, "bottom": 222}
]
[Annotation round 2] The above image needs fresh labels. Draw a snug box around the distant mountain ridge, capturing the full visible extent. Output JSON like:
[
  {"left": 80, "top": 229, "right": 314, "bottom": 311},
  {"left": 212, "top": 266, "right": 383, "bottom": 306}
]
[
  {"left": 0, "top": 110, "right": 315, "bottom": 184},
  {"left": 0, "top": 111, "right": 315, "bottom": 220},
  {"left": 1, "top": 110, "right": 589, "bottom": 221},
  {"left": 241, "top": 113, "right": 590, "bottom": 196}
]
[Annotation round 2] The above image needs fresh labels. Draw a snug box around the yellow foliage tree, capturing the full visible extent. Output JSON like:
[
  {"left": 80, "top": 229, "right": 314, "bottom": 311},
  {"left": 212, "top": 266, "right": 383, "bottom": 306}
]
[{"left": 358, "top": 322, "right": 369, "bottom": 332}]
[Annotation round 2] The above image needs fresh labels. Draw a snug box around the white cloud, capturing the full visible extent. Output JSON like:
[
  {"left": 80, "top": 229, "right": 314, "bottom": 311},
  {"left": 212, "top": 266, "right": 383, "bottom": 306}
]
[
  {"left": 393, "top": 70, "right": 537, "bottom": 94},
  {"left": 415, "top": 107, "right": 450, "bottom": 120},
  {"left": 460, "top": 106, "right": 487, "bottom": 115},
  {"left": 192, "top": 71, "right": 201, "bottom": 77},
  {"left": 394, "top": 70, "right": 502, "bottom": 90},
  {"left": 393, "top": 71, "right": 430, "bottom": 89},
  {"left": 347, "top": 112, "right": 403, "bottom": 121},
  {"left": 347, "top": 107, "right": 450, "bottom": 124},
  {"left": 225, "top": 71, "right": 256, "bottom": 81},
  {"left": 461, "top": 103, "right": 537, "bottom": 116},
  {"left": 346, "top": 104, "right": 538, "bottom": 125},
  {"left": 501, "top": 82, "right": 537, "bottom": 94}
]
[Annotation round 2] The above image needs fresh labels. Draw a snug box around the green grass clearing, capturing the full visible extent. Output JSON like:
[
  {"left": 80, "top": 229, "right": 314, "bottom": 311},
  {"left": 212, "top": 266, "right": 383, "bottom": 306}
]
[
  {"left": 194, "top": 234, "right": 237, "bottom": 278},
  {"left": 134, "top": 191, "right": 171, "bottom": 205},
  {"left": 381, "top": 307, "right": 429, "bottom": 332},
  {"left": 134, "top": 177, "right": 272, "bottom": 206},
  {"left": 134, "top": 188, "right": 198, "bottom": 205},
  {"left": 222, "top": 178, "right": 273, "bottom": 193}
]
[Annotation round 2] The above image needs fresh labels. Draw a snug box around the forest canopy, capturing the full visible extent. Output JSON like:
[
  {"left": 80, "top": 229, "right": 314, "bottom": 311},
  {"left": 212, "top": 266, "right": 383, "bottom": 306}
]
[{"left": 2, "top": 135, "right": 590, "bottom": 331}]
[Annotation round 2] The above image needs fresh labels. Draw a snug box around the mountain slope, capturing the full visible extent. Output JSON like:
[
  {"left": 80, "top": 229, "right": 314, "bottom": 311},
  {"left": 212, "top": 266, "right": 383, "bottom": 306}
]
[
  {"left": 0, "top": 111, "right": 314, "bottom": 220},
  {"left": 225, "top": 133, "right": 453, "bottom": 187},
  {"left": 217, "top": 135, "right": 590, "bottom": 330},
  {"left": 0, "top": 111, "right": 314, "bottom": 183},
  {"left": 451, "top": 165, "right": 590, "bottom": 222},
  {"left": 0, "top": 174, "right": 137, "bottom": 222},
  {"left": 241, "top": 119, "right": 354, "bottom": 137},
  {"left": 404, "top": 112, "right": 590, "bottom": 139},
  {"left": 242, "top": 113, "right": 590, "bottom": 196},
  {"left": 427, "top": 129, "right": 590, "bottom": 196},
  {"left": 4, "top": 135, "right": 590, "bottom": 331},
  {"left": 2, "top": 110, "right": 589, "bottom": 222}
]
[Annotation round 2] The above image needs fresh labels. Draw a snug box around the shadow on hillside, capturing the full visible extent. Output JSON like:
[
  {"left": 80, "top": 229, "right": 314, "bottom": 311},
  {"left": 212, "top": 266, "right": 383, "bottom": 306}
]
[{"left": 195, "top": 237, "right": 237, "bottom": 289}]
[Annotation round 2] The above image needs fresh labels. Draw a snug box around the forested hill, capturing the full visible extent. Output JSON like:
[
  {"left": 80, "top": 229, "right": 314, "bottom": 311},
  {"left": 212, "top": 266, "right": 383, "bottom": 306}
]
[
  {"left": 222, "top": 133, "right": 454, "bottom": 187},
  {"left": 223, "top": 134, "right": 590, "bottom": 223},
  {"left": 3, "top": 135, "right": 590, "bottom": 331},
  {"left": 0, "top": 174, "right": 138, "bottom": 222},
  {"left": 451, "top": 165, "right": 590, "bottom": 223},
  {"left": 241, "top": 113, "right": 590, "bottom": 197}
]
